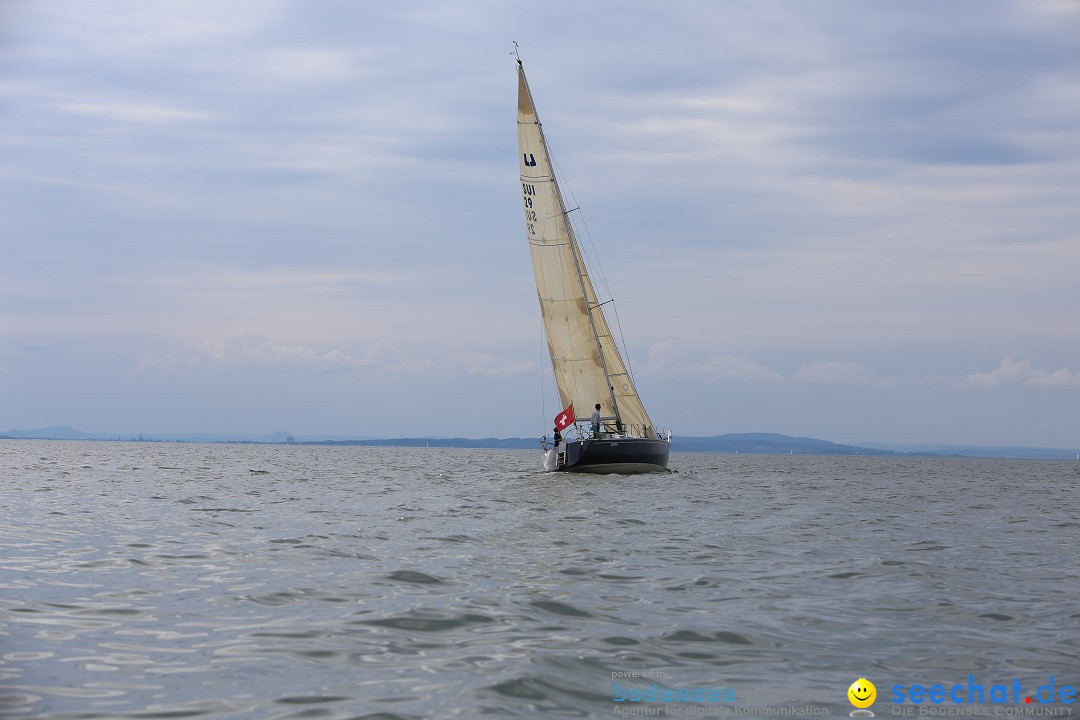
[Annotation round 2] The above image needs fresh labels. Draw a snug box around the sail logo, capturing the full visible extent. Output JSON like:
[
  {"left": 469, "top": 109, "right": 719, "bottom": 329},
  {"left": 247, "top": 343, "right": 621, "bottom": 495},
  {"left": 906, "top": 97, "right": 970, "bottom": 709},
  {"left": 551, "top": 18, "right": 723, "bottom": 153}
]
[{"left": 523, "top": 153, "right": 536, "bottom": 167}]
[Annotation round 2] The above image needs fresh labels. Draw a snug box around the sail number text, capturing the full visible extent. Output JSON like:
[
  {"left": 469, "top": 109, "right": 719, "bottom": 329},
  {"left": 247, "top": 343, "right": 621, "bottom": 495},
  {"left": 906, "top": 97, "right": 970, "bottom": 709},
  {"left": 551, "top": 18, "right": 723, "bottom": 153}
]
[{"left": 522, "top": 182, "right": 537, "bottom": 236}]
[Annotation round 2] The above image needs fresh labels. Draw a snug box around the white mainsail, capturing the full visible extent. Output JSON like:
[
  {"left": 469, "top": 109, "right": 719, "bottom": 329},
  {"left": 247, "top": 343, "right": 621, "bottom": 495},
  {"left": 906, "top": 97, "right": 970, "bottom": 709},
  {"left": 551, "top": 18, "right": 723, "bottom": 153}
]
[{"left": 517, "top": 62, "right": 655, "bottom": 438}]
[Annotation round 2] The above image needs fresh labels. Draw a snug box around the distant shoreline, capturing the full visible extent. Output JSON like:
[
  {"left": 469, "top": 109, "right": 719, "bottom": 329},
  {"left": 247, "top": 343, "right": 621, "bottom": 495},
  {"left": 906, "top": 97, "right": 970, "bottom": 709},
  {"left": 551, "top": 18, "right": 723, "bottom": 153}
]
[{"left": 2, "top": 428, "right": 1076, "bottom": 460}]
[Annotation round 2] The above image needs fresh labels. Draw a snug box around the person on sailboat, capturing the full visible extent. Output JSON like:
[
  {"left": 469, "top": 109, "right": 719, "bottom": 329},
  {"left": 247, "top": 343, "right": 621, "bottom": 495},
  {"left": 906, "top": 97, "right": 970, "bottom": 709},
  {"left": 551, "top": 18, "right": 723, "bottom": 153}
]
[
  {"left": 591, "top": 404, "right": 602, "bottom": 438},
  {"left": 552, "top": 426, "right": 562, "bottom": 446}
]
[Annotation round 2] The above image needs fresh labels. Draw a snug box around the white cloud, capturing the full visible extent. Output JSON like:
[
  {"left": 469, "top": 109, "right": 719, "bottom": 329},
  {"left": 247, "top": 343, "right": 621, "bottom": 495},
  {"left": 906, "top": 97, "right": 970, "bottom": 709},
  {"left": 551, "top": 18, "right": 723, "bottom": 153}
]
[
  {"left": 137, "top": 335, "right": 436, "bottom": 375},
  {"left": 60, "top": 101, "right": 213, "bottom": 124},
  {"left": 2, "top": 2, "right": 1078, "bottom": 443},
  {"left": 456, "top": 352, "right": 539, "bottom": 377},
  {"left": 793, "top": 361, "right": 880, "bottom": 385},
  {"left": 137, "top": 337, "right": 547, "bottom": 379},
  {"left": 699, "top": 354, "right": 784, "bottom": 383},
  {"left": 255, "top": 49, "right": 358, "bottom": 86},
  {"left": 965, "top": 357, "right": 1080, "bottom": 389},
  {"left": 166, "top": 269, "right": 403, "bottom": 292},
  {"left": 646, "top": 342, "right": 782, "bottom": 383}
]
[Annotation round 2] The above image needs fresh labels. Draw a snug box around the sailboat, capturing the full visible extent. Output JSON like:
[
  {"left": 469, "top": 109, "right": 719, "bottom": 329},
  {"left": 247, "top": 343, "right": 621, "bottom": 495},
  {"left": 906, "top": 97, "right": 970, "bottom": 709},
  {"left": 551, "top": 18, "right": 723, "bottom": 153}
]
[{"left": 516, "top": 56, "right": 672, "bottom": 473}]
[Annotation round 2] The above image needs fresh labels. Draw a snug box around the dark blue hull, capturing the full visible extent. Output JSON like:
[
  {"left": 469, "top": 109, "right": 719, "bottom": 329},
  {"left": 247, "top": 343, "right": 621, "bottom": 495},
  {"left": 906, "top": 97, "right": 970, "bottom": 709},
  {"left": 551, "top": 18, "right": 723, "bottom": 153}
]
[{"left": 553, "top": 437, "right": 671, "bottom": 474}]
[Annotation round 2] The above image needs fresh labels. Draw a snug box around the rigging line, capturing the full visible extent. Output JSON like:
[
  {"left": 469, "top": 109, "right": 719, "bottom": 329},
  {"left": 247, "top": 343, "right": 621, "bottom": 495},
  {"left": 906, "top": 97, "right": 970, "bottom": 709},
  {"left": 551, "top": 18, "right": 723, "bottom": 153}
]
[
  {"left": 548, "top": 145, "right": 644, "bottom": 395},
  {"left": 538, "top": 130, "right": 621, "bottom": 424},
  {"left": 574, "top": 208, "right": 620, "bottom": 318},
  {"left": 532, "top": 100, "right": 613, "bottom": 303},
  {"left": 543, "top": 133, "right": 614, "bottom": 305},
  {"left": 607, "top": 300, "right": 642, "bottom": 392},
  {"left": 576, "top": 212, "right": 644, "bottom": 394},
  {"left": 548, "top": 153, "right": 617, "bottom": 303},
  {"left": 539, "top": 308, "right": 548, "bottom": 427},
  {"left": 524, "top": 73, "right": 622, "bottom": 424}
]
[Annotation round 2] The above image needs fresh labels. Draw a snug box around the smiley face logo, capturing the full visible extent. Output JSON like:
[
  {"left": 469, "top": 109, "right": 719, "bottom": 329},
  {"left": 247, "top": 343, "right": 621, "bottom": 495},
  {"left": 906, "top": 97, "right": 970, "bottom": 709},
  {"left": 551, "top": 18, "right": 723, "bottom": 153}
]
[{"left": 848, "top": 678, "right": 876, "bottom": 709}]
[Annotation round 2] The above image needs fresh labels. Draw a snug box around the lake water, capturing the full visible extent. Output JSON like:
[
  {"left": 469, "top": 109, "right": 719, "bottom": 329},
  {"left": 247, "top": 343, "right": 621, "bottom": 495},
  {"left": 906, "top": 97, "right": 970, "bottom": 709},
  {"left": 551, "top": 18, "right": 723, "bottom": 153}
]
[{"left": 1, "top": 440, "right": 1078, "bottom": 719}]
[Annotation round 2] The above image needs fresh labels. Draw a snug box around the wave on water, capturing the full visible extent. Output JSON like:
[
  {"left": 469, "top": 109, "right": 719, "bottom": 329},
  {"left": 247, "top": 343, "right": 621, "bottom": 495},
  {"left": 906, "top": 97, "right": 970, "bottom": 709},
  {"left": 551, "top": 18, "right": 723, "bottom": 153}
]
[{"left": 1, "top": 442, "right": 1077, "bottom": 718}]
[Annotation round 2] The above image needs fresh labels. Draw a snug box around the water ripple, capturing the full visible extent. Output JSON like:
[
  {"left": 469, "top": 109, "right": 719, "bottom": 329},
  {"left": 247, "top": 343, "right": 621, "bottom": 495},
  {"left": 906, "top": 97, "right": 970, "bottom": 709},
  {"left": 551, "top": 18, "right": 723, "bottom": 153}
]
[{"left": 1, "top": 443, "right": 1077, "bottom": 719}]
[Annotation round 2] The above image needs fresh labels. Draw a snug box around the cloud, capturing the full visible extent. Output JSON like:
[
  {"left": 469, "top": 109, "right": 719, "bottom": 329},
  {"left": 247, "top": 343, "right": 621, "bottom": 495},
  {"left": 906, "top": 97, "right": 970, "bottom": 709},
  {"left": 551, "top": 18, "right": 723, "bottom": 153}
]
[
  {"left": 698, "top": 354, "right": 785, "bottom": 383},
  {"left": 456, "top": 352, "right": 539, "bottom": 377},
  {"left": 137, "top": 335, "right": 436, "bottom": 375},
  {"left": 965, "top": 357, "right": 1080, "bottom": 389},
  {"left": 165, "top": 269, "right": 403, "bottom": 293},
  {"left": 2, "top": 2, "right": 1078, "bottom": 444},
  {"left": 137, "top": 337, "right": 544, "bottom": 378},
  {"left": 251, "top": 49, "right": 359, "bottom": 87},
  {"left": 793, "top": 361, "right": 883, "bottom": 385},
  {"left": 646, "top": 342, "right": 782, "bottom": 383},
  {"left": 60, "top": 101, "right": 213, "bottom": 124}
]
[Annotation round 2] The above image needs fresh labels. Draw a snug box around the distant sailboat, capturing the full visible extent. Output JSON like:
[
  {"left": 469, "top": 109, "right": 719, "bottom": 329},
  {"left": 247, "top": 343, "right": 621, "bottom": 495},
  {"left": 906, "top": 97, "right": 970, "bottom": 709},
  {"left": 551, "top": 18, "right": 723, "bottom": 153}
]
[{"left": 516, "top": 55, "right": 671, "bottom": 473}]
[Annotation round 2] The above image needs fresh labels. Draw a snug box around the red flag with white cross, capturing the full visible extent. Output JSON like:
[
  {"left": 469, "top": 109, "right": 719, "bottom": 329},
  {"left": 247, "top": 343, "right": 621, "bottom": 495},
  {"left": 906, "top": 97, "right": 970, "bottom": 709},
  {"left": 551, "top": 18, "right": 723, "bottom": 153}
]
[{"left": 554, "top": 403, "right": 575, "bottom": 431}]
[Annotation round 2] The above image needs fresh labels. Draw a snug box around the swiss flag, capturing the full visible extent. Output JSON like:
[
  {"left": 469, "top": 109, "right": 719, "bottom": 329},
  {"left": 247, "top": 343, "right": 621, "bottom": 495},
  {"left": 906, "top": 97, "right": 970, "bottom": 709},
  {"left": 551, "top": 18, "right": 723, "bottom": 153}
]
[{"left": 554, "top": 403, "right": 575, "bottom": 431}]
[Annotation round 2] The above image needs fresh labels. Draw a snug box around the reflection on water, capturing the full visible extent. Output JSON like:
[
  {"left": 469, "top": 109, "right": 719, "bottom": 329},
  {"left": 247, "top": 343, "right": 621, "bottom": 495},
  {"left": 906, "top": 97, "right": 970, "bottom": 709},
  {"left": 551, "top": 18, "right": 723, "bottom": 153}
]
[{"left": 1, "top": 441, "right": 1078, "bottom": 718}]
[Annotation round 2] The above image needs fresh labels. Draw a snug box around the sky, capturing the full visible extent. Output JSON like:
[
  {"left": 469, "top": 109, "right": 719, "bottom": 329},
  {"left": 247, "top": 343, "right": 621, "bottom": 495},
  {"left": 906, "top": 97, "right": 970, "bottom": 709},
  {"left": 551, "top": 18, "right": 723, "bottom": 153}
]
[{"left": 1, "top": 0, "right": 1078, "bottom": 447}]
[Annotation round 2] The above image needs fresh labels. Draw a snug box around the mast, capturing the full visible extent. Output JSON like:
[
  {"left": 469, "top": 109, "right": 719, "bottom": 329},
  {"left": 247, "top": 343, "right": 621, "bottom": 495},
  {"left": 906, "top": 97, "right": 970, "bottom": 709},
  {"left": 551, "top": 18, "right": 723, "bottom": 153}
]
[{"left": 516, "top": 59, "right": 623, "bottom": 427}]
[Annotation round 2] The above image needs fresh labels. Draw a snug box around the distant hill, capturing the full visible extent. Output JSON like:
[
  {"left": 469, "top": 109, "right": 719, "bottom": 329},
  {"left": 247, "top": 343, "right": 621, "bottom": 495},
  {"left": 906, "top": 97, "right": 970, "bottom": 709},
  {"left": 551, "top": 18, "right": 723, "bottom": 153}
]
[
  {"left": 308, "top": 437, "right": 537, "bottom": 449},
  {"left": 2, "top": 425, "right": 100, "bottom": 440},
  {"left": 859, "top": 442, "right": 1079, "bottom": 460},
  {"left": 299, "top": 434, "right": 1077, "bottom": 458},
  {"left": 308, "top": 433, "right": 907, "bottom": 454},
  {"left": 672, "top": 433, "right": 907, "bottom": 455},
  {"left": 2, "top": 427, "right": 1074, "bottom": 459},
  {"left": 0, "top": 427, "right": 375, "bottom": 444}
]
